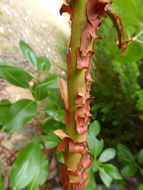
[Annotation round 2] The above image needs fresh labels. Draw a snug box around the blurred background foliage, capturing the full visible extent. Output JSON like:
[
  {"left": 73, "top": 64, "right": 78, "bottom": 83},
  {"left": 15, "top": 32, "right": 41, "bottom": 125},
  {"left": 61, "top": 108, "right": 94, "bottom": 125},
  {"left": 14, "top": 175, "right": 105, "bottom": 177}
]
[{"left": 90, "top": 0, "right": 143, "bottom": 151}]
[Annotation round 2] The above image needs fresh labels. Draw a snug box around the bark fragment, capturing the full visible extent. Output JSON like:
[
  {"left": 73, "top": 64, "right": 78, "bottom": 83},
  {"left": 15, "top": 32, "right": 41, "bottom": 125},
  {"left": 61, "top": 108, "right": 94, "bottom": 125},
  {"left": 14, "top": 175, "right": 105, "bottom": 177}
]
[{"left": 60, "top": 4, "right": 73, "bottom": 21}]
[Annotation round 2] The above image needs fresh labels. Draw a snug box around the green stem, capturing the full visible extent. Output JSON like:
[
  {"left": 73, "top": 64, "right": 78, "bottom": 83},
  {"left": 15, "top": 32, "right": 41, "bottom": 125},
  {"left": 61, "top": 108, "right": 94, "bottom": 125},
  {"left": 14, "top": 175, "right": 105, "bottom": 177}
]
[
  {"left": 67, "top": 0, "right": 87, "bottom": 142},
  {"left": 66, "top": 0, "right": 88, "bottom": 189}
]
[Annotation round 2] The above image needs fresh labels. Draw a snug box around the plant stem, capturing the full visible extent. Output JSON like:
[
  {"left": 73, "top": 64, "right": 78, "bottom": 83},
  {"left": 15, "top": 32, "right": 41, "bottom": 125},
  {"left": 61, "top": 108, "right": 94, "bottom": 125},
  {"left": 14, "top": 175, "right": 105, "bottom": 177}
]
[
  {"left": 36, "top": 119, "right": 49, "bottom": 159},
  {"left": 0, "top": 144, "right": 16, "bottom": 160},
  {"left": 66, "top": 0, "right": 87, "bottom": 156}
]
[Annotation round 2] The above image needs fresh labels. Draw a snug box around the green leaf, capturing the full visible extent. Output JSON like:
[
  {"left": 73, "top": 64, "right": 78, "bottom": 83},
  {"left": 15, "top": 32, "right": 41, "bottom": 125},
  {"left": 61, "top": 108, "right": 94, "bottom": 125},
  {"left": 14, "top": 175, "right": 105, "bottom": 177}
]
[
  {"left": 39, "top": 75, "right": 59, "bottom": 89},
  {"left": 41, "top": 119, "right": 65, "bottom": 134},
  {"left": 37, "top": 56, "right": 51, "bottom": 72},
  {"left": 118, "top": 42, "right": 143, "bottom": 63},
  {"left": 92, "top": 164, "right": 98, "bottom": 173},
  {"left": 10, "top": 142, "right": 48, "bottom": 190},
  {"left": 99, "top": 167, "right": 112, "bottom": 187},
  {"left": 99, "top": 148, "right": 116, "bottom": 163},
  {"left": 56, "top": 150, "right": 64, "bottom": 164},
  {"left": 88, "top": 120, "right": 101, "bottom": 137},
  {"left": 46, "top": 109, "right": 65, "bottom": 122},
  {"left": 0, "top": 174, "right": 4, "bottom": 190},
  {"left": 117, "top": 144, "right": 134, "bottom": 164},
  {"left": 31, "top": 132, "right": 61, "bottom": 149},
  {"left": 85, "top": 166, "right": 96, "bottom": 190},
  {"left": 101, "top": 164, "right": 122, "bottom": 180},
  {"left": 114, "top": 0, "right": 139, "bottom": 25},
  {"left": 94, "top": 138, "right": 104, "bottom": 157},
  {"left": 0, "top": 99, "right": 11, "bottom": 126},
  {"left": 19, "top": 40, "right": 37, "bottom": 67},
  {"left": 0, "top": 64, "right": 33, "bottom": 88},
  {"left": 121, "top": 163, "right": 137, "bottom": 177},
  {"left": 32, "top": 75, "right": 59, "bottom": 101},
  {"left": 3, "top": 99, "right": 37, "bottom": 132},
  {"left": 87, "top": 120, "right": 104, "bottom": 157},
  {"left": 137, "top": 149, "right": 143, "bottom": 163},
  {"left": 137, "top": 184, "right": 143, "bottom": 190},
  {"left": 87, "top": 134, "right": 104, "bottom": 157},
  {"left": 43, "top": 132, "right": 61, "bottom": 149}
]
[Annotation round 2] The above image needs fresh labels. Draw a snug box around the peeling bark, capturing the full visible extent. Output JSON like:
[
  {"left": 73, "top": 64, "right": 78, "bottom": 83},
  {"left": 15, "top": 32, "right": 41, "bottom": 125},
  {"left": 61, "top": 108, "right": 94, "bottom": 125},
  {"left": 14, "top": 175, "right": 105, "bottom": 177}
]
[{"left": 56, "top": 0, "right": 113, "bottom": 189}]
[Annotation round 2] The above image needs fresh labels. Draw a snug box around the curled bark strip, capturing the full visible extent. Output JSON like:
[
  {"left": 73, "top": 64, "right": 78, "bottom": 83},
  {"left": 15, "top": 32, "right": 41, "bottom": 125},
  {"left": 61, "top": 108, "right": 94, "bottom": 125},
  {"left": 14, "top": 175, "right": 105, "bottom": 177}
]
[
  {"left": 54, "top": 129, "right": 69, "bottom": 140},
  {"left": 86, "top": 81, "right": 91, "bottom": 92},
  {"left": 72, "top": 154, "right": 91, "bottom": 189},
  {"left": 75, "top": 104, "right": 86, "bottom": 118},
  {"left": 76, "top": 117, "right": 90, "bottom": 135},
  {"left": 87, "top": 0, "right": 113, "bottom": 26},
  {"left": 105, "top": 7, "right": 129, "bottom": 52},
  {"left": 80, "top": 0, "right": 112, "bottom": 54},
  {"left": 60, "top": 4, "right": 73, "bottom": 21},
  {"left": 75, "top": 92, "right": 90, "bottom": 105},
  {"left": 58, "top": 138, "right": 69, "bottom": 161},
  {"left": 63, "top": 109, "right": 71, "bottom": 125},
  {"left": 57, "top": 77, "right": 68, "bottom": 109},
  {"left": 75, "top": 92, "right": 84, "bottom": 105},
  {"left": 85, "top": 98, "right": 93, "bottom": 117},
  {"left": 80, "top": 22, "right": 101, "bottom": 53},
  {"left": 69, "top": 141, "right": 88, "bottom": 154},
  {"left": 85, "top": 66, "right": 93, "bottom": 82},
  {"left": 60, "top": 163, "right": 69, "bottom": 190},
  {"left": 54, "top": 130, "right": 88, "bottom": 154},
  {"left": 54, "top": 129, "right": 91, "bottom": 188},
  {"left": 66, "top": 0, "right": 71, "bottom": 4},
  {"left": 77, "top": 48, "right": 95, "bottom": 69},
  {"left": 79, "top": 154, "right": 91, "bottom": 169},
  {"left": 60, "top": 161, "right": 90, "bottom": 189}
]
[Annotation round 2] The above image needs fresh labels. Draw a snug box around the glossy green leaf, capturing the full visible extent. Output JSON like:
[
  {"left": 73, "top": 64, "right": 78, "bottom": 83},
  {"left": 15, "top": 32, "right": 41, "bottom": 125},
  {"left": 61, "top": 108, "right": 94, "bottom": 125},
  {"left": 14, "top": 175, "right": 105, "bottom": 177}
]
[
  {"left": 121, "top": 163, "right": 137, "bottom": 177},
  {"left": 0, "top": 174, "right": 4, "bottom": 190},
  {"left": 19, "top": 40, "right": 37, "bottom": 67},
  {"left": 88, "top": 120, "right": 101, "bottom": 137},
  {"left": 10, "top": 142, "right": 48, "bottom": 190},
  {"left": 32, "top": 75, "right": 59, "bottom": 101},
  {"left": 117, "top": 144, "right": 134, "bottom": 164},
  {"left": 99, "top": 148, "right": 116, "bottom": 163},
  {"left": 3, "top": 99, "right": 37, "bottom": 132},
  {"left": 0, "top": 64, "right": 33, "bottom": 88},
  {"left": 85, "top": 166, "right": 96, "bottom": 190},
  {"left": 37, "top": 56, "right": 51, "bottom": 72},
  {"left": 101, "top": 164, "right": 122, "bottom": 180},
  {"left": 25, "top": 153, "right": 48, "bottom": 190},
  {"left": 137, "top": 149, "right": 143, "bottom": 163},
  {"left": 0, "top": 99, "right": 11, "bottom": 126},
  {"left": 99, "top": 167, "right": 112, "bottom": 187}
]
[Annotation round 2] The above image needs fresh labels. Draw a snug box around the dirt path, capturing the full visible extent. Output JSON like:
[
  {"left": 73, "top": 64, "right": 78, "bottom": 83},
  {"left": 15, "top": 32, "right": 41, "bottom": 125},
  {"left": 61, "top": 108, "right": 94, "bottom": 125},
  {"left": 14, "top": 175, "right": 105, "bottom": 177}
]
[
  {"left": 0, "top": 0, "right": 69, "bottom": 72},
  {"left": 11, "top": 0, "right": 70, "bottom": 34}
]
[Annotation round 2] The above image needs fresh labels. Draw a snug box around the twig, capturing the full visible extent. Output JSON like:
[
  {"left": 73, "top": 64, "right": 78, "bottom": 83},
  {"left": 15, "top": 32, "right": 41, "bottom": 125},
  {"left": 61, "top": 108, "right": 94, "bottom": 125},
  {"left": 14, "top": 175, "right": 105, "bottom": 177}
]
[{"left": 0, "top": 144, "right": 16, "bottom": 160}]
